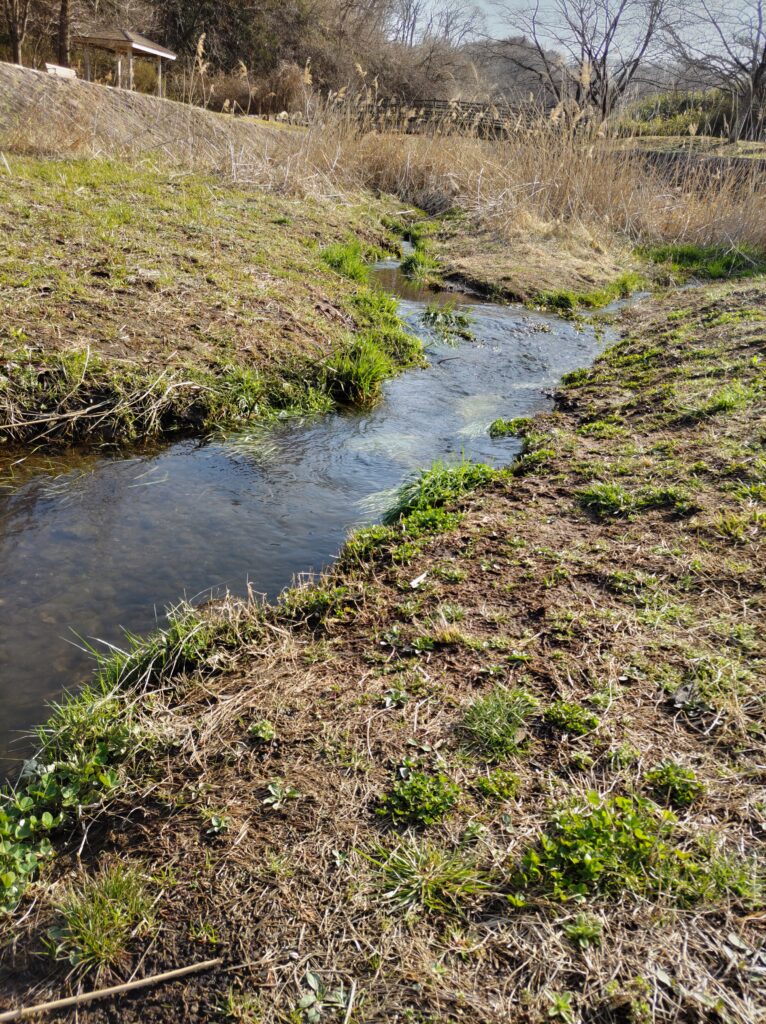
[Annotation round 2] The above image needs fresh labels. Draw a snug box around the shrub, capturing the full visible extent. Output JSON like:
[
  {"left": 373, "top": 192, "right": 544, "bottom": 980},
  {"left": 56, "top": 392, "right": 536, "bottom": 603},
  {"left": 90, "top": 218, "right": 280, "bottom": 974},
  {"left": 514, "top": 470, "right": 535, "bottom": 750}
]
[
  {"left": 544, "top": 701, "right": 599, "bottom": 736},
  {"left": 645, "top": 760, "right": 704, "bottom": 808},
  {"left": 463, "top": 687, "right": 538, "bottom": 759},
  {"left": 367, "top": 840, "right": 493, "bottom": 914},
  {"left": 377, "top": 771, "right": 460, "bottom": 826}
]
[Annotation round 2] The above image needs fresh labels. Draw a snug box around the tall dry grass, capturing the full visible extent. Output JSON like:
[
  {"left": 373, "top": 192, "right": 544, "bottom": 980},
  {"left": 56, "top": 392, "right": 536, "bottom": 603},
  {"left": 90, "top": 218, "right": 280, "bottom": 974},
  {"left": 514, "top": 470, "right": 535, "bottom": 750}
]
[{"left": 1, "top": 62, "right": 764, "bottom": 255}]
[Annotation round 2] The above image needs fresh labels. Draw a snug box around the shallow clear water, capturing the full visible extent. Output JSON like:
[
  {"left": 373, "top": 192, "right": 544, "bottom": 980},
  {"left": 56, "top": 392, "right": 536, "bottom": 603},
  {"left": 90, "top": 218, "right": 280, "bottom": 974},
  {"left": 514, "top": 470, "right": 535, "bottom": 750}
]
[{"left": 0, "top": 264, "right": 613, "bottom": 768}]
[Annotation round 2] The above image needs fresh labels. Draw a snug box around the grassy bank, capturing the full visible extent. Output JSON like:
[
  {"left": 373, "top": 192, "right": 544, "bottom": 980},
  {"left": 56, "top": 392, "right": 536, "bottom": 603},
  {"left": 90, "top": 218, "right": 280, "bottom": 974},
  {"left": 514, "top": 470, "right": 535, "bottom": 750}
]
[
  {"left": 2, "top": 277, "right": 764, "bottom": 1022},
  {"left": 0, "top": 157, "right": 424, "bottom": 446}
]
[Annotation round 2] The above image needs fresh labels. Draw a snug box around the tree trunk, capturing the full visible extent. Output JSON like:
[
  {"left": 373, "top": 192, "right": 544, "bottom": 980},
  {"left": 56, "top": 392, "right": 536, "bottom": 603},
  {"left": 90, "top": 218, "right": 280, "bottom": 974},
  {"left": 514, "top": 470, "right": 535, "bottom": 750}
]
[
  {"left": 57, "top": 0, "right": 70, "bottom": 67},
  {"left": 3, "top": 1, "right": 26, "bottom": 64},
  {"left": 10, "top": 24, "right": 23, "bottom": 64}
]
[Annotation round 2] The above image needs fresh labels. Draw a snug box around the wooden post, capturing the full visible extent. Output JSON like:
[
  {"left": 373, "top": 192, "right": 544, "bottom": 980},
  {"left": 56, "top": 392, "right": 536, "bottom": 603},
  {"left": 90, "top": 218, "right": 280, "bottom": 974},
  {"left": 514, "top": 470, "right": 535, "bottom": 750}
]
[
  {"left": 116, "top": 54, "right": 122, "bottom": 88},
  {"left": 128, "top": 52, "right": 134, "bottom": 91},
  {"left": 156, "top": 57, "right": 162, "bottom": 97},
  {"left": 85, "top": 47, "right": 91, "bottom": 82}
]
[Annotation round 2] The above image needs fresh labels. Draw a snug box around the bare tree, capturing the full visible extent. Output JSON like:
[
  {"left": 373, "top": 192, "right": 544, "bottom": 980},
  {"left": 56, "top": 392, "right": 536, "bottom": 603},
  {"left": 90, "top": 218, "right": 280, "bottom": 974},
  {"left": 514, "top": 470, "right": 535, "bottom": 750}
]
[
  {"left": 496, "top": 0, "right": 668, "bottom": 122},
  {"left": 2, "top": 0, "right": 32, "bottom": 62},
  {"left": 669, "top": 0, "right": 766, "bottom": 140},
  {"left": 389, "top": 0, "right": 483, "bottom": 48}
]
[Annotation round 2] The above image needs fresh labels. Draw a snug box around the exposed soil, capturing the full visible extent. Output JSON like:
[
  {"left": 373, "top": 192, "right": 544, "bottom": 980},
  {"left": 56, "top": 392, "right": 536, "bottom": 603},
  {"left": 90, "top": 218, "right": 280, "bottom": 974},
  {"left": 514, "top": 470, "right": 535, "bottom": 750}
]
[{"left": 2, "top": 279, "right": 764, "bottom": 1023}]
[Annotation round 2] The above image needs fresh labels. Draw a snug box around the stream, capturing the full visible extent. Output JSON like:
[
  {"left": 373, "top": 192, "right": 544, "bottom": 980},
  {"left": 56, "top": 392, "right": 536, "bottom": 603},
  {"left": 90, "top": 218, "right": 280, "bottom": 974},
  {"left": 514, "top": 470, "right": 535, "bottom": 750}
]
[{"left": 0, "top": 259, "right": 618, "bottom": 769}]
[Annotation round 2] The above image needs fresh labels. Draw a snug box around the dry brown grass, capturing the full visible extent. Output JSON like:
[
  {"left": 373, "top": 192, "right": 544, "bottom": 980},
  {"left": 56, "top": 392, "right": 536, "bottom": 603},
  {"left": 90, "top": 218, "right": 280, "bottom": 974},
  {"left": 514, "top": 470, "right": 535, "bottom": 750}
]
[{"left": 3, "top": 61, "right": 765, "bottom": 269}]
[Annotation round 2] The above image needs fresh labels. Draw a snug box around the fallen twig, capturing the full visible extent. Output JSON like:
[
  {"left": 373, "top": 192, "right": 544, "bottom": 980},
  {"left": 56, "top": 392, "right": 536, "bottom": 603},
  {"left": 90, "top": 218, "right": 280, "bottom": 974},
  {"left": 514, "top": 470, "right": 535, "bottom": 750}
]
[{"left": 0, "top": 958, "right": 223, "bottom": 1022}]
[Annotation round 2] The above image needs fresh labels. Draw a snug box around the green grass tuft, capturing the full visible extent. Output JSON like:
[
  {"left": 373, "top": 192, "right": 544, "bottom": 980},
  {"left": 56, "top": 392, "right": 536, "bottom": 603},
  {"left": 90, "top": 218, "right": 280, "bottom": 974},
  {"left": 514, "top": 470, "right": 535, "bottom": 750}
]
[
  {"left": 324, "top": 335, "right": 394, "bottom": 406},
  {"left": 47, "top": 862, "right": 154, "bottom": 976},
  {"left": 366, "top": 839, "right": 493, "bottom": 915},
  {"left": 462, "top": 687, "right": 538, "bottom": 760},
  {"left": 321, "top": 240, "right": 370, "bottom": 282},
  {"left": 643, "top": 243, "right": 766, "bottom": 280},
  {"left": 383, "top": 459, "right": 499, "bottom": 525}
]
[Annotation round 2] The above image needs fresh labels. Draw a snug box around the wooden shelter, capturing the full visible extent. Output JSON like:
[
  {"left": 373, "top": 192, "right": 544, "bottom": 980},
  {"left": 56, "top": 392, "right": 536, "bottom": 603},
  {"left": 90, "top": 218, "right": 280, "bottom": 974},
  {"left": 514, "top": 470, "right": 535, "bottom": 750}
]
[{"left": 71, "top": 28, "right": 177, "bottom": 94}]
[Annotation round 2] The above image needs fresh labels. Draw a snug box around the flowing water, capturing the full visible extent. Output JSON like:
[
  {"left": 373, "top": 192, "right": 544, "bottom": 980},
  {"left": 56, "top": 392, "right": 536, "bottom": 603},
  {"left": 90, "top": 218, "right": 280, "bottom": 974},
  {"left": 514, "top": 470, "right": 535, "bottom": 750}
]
[{"left": 0, "top": 261, "right": 617, "bottom": 769}]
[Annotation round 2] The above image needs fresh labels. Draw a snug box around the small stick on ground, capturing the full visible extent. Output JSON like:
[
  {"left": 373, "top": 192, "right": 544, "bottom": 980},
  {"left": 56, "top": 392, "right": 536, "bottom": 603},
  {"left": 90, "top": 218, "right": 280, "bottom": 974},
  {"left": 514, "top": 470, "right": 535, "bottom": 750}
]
[{"left": 0, "top": 958, "right": 223, "bottom": 1022}]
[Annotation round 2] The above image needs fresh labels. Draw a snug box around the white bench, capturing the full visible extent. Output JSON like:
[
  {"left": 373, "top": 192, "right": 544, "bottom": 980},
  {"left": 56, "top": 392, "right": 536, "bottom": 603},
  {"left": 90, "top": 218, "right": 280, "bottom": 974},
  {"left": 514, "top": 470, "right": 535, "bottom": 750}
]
[{"left": 45, "top": 63, "right": 78, "bottom": 79}]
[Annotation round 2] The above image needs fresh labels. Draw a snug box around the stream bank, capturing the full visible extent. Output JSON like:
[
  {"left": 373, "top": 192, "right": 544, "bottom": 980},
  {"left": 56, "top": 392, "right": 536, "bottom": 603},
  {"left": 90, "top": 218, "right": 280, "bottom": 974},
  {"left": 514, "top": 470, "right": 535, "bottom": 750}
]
[
  {"left": 1, "top": 277, "right": 764, "bottom": 1024},
  {"left": 0, "top": 261, "right": 612, "bottom": 765}
]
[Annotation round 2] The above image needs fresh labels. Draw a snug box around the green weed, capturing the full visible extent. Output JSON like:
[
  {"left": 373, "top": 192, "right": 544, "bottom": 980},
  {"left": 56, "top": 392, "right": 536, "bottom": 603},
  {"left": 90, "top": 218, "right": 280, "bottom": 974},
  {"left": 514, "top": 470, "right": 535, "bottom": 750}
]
[
  {"left": 517, "top": 792, "right": 680, "bottom": 899},
  {"left": 377, "top": 771, "right": 460, "bottom": 826},
  {"left": 263, "top": 779, "right": 301, "bottom": 810},
  {"left": 248, "top": 719, "right": 276, "bottom": 742},
  {"left": 516, "top": 791, "right": 759, "bottom": 905},
  {"left": 562, "top": 912, "right": 603, "bottom": 950},
  {"left": 645, "top": 761, "right": 704, "bottom": 808},
  {"left": 544, "top": 701, "right": 599, "bottom": 736},
  {"left": 474, "top": 768, "right": 521, "bottom": 802}
]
